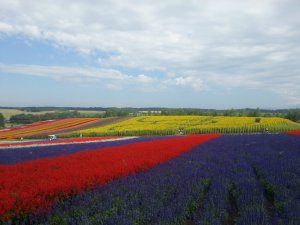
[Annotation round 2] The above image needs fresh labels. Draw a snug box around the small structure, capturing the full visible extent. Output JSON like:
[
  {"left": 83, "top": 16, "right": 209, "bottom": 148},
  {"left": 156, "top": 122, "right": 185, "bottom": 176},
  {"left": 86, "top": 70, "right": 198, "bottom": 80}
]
[{"left": 48, "top": 134, "right": 57, "bottom": 141}]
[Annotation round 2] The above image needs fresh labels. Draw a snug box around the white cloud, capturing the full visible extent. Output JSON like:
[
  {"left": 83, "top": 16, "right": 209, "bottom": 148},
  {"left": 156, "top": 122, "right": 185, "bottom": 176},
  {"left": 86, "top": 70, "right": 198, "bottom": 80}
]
[
  {"left": 0, "top": 63, "right": 157, "bottom": 89},
  {"left": 0, "top": 63, "right": 126, "bottom": 80},
  {"left": 135, "top": 74, "right": 156, "bottom": 84},
  {"left": 0, "top": 0, "right": 300, "bottom": 105},
  {"left": 106, "top": 83, "right": 122, "bottom": 91},
  {"left": 0, "top": 21, "right": 13, "bottom": 33},
  {"left": 169, "top": 76, "right": 208, "bottom": 92}
]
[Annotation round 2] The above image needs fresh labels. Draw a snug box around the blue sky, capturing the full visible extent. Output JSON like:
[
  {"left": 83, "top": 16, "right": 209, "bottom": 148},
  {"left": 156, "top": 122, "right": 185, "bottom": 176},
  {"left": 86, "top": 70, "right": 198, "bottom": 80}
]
[{"left": 0, "top": 0, "right": 299, "bottom": 108}]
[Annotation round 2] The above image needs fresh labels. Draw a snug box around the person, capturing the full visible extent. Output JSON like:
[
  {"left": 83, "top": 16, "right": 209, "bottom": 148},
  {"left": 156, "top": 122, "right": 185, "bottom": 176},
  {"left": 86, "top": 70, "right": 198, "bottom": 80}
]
[
  {"left": 80, "top": 133, "right": 83, "bottom": 138},
  {"left": 178, "top": 128, "right": 184, "bottom": 135},
  {"left": 20, "top": 137, "right": 23, "bottom": 141}
]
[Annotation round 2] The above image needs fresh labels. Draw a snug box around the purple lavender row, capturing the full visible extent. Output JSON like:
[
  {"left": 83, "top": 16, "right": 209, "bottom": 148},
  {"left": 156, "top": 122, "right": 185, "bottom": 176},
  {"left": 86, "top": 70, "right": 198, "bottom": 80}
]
[
  {"left": 192, "top": 135, "right": 268, "bottom": 224},
  {"left": 232, "top": 160, "right": 270, "bottom": 225},
  {"left": 243, "top": 135, "right": 300, "bottom": 224},
  {"left": 195, "top": 134, "right": 299, "bottom": 225},
  {"left": 0, "top": 136, "right": 175, "bottom": 165},
  {"left": 193, "top": 142, "right": 234, "bottom": 225},
  {"left": 211, "top": 136, "right": 273, "bottom": 225}
]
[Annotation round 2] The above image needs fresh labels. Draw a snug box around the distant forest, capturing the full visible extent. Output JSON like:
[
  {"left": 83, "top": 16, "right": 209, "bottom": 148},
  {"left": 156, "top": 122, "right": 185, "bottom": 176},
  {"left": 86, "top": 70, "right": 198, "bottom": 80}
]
[{"left": 0, "top": 107, "right": 299, "bottom": 125}]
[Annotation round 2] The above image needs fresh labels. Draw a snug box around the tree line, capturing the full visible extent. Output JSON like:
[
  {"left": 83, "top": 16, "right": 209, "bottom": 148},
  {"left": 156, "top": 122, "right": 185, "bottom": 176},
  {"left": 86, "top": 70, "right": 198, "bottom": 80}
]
[
  {"left": 0, "top": 113, "right": 4, "bottom": 128},
  {"left": 9, "top": 111, "right": 87, "bottom": 124},
  {"left": 0, "top": 108, "right": 299, "bottom": 127}
]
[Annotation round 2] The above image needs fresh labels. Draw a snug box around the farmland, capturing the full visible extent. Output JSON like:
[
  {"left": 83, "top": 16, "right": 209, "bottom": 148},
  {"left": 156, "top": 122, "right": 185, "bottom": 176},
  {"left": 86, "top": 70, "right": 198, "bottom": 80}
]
[
  {"left": 77, "top": 116, "right": 300, "bottom": 136},
  {"left": 0, "top": 133, "right": 299, "bottom": 224},
  {"left": 0, "top": 109, "right": 56, "bottom": 121},
  {"left": 0, "top": 109, "right": 104, "bottom": 121},
  {"left": 0, "top": 114, "right": 299, "bottom": 224},
  {"left": 2, "top": 0, "right": 300, "bottom": 224},
  {"left": 0, "top": 118, "right": 101, "bottom": 140}
]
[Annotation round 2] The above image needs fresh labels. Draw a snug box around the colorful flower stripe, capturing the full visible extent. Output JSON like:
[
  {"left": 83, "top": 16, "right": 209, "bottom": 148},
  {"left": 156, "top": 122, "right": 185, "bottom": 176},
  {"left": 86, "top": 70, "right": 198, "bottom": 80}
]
[
  {"left": 286, "top": 131, "right": 300, "bottom": 136},
  {"left": 0, "top": 118, "right": 82, "bottom": 139},
  {"left": 0, "top": 118, "right": 100, "bottom": 139},
  {"left": 0, "top": 137, "right": 120, "bottom": 148},
  {"left": 0, "top": 119, "right": 75, "bottom": 135},
  {"left": 0, "top": 118, "right": 95, "bottom": 137},
  {"left": 0, "top": 136, "right": 174, "bottom": 165},
  {"left": 0, "top": 118, "right": 99, "bottom": 139},
  {"left": 0, "top": 120, "right": 55, "bottom": 133},
  {"left": 0, "top": 134, "right": 220, "bottom": 219}
]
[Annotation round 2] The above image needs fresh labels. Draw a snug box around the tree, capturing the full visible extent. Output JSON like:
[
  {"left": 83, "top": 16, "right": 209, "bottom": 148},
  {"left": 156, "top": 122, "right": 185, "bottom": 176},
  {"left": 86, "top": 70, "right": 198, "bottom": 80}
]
[
  {"left": 247, "top": 108, "right": 261, "bottom": 117},
  {"left": 104, "top": 108, "right": 129, "bottom": 117},
  {"left": 223, "top": 109, "right": 236, "bottom": 117},
  {"left": 9, "top": 111, "right": 83, "bottom": 124},
  {"left": 0, "top": 113, "right": 4, "bottom": 128},
  {"left": 286, "top": 109, "right": 300, "bottom": 122}
]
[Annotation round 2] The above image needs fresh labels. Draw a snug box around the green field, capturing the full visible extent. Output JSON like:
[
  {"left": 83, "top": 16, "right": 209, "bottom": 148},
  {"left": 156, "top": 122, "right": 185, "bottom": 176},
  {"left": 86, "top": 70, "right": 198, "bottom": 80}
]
[
  {"left": 0, "top": 109, "right": 56, "bottom": 120},
  {"left": 77, "top": 110, "right": 105, "bottom": 117},
  {"left": 75, "top": 116, "right": 300, "bottom": 136}
]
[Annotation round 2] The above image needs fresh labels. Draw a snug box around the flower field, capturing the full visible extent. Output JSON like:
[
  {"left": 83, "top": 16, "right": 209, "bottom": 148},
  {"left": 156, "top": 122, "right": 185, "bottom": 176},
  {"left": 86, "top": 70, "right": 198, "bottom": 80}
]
[
  {"left": 0, "top": 118, "right": 100, "bottom": 140},
  {"left": 0, "top": 133, "right": 299, "bottom": 224},
  {"left": 0, "top": 134, "right": 218, "bottom": 222},
  {"left": 76, "top": 116, "right": 300, "bottom": 136}
]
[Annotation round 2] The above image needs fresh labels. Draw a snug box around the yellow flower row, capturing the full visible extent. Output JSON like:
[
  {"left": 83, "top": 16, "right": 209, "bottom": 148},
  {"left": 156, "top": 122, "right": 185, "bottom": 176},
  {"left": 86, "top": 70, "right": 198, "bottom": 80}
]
[{"left": 77, "top": 116, "right": 300, "bottom": 136}]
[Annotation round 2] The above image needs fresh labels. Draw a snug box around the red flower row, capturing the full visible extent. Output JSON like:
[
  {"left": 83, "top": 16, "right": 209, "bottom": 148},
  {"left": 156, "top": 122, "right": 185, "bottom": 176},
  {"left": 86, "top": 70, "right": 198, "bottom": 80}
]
[
  {"left": 286, "top": 131, "right": 300, "bottom": 136},
  {"left": 0, "top": 134, "right": 220, "bottom": 219}
]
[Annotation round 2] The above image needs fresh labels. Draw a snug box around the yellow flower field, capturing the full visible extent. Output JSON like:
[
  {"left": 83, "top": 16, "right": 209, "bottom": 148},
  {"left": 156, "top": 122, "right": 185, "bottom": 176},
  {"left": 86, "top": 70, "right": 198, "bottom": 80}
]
[{"left": 76, "top": 116, "right": 300, "bottom": 136}]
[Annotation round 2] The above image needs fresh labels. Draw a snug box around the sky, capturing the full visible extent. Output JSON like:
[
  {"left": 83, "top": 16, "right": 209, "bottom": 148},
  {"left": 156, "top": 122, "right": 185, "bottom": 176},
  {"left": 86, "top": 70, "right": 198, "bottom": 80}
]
[{"left": 0, "top": 0, "right": 299, "bottom": 109}]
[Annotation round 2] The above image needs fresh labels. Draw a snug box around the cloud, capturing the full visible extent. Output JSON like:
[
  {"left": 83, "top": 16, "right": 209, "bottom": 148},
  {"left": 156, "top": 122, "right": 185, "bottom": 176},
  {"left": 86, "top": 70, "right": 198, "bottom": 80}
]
[
  {"left": 0, "top": 63, "right": 157, "bottom": 89},
  {"left": 0, "top": 63, "right": 125, "bottom": 80},
  {"left": 162, "top": 76, "right": 208, "bottom": 92},
  {"left": 135, "top": 74, "right": 156, "bottom": 84},
  {"left": 0, "top": 21, "right": 13, "bottom": 33},
  {"left": 0, "top": 0, "right": 300, "bottom": 105},
  {"left": 1, "top": 61, "right": 299, "bottom": 105}
]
